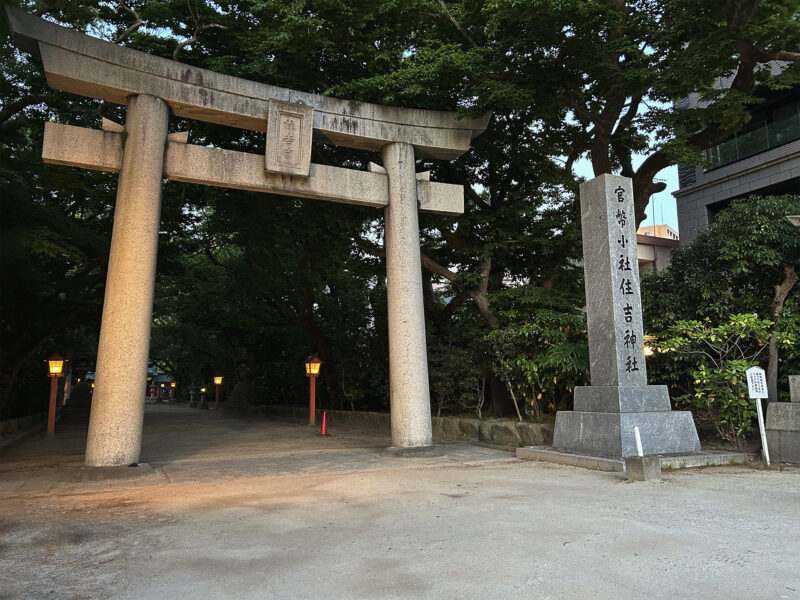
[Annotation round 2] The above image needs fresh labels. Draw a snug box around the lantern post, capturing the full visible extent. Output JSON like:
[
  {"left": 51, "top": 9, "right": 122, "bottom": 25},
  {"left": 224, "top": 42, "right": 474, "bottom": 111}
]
[
  {"left": 45, "top": 353, "right": 66, "bottom": 435},
  {"left": 214, "top": 376, "right": 223, "bottom": 409},
  {"left": 304, "top": 356, "right": 323, "bottom": 425}
]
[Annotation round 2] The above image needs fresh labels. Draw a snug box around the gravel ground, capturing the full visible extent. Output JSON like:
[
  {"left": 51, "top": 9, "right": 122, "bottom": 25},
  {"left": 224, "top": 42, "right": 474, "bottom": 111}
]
[{"left": 1, "top": 405, "right": 798, "bottom": 600}]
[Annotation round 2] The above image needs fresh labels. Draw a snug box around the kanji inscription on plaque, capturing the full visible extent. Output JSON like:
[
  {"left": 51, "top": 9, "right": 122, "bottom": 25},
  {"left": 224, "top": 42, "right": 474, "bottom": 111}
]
[{"left": 265, "top": 99, "right": 313, "bottom": 177}]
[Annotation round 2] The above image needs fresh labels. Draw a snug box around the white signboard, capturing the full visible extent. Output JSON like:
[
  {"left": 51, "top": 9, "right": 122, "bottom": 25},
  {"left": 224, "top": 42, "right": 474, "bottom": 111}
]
[
  {"left": 745, "top": 366, "right": 771, "bottom": 466},
  {"left": 746, "top": 366, "right": 768, "bottom": 399}
]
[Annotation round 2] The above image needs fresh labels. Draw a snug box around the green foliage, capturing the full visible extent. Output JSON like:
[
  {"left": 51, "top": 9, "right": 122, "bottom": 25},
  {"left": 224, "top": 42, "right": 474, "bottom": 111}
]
[
  {"left": 653, "top": 314, "right": 776, "bottom": 445},
  {"left": 427, "top": 320, "right": 489, "bottom": 418},
  {"left": 486, "top": 287, "right": 588, "bottom": 419},
  {"left": 2, "top": 0, "right": 798, "bottom": 423},
  {"left": 644, "top": 195, "right": 800, "bottom": 406}
]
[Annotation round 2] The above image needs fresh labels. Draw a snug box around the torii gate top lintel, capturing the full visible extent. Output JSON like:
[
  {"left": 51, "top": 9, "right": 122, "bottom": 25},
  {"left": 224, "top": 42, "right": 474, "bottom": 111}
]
[{"left": 6, "top": 6, "right": 489, "bottom": 160}]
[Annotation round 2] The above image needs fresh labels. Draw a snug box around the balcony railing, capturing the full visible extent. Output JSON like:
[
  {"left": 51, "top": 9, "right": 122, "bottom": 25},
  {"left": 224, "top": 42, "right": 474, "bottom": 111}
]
[{"left": 706, "top": 110, "right": 800, "bottom": 169}]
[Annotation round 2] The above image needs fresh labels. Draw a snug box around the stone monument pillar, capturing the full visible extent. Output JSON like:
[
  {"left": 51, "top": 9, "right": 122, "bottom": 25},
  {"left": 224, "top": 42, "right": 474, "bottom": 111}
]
[
  {"left": 85, "top": 94, "right": 169, "bottom": 467},
  {"left": 553, "top": 174, "right": 700, "bottom": 457},
  {"left": 382, "top": 142, "right": 434, "bottom": 452}
]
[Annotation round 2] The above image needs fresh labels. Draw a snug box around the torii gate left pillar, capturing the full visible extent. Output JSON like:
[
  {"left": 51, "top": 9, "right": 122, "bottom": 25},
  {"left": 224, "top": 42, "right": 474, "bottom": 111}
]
[
  {"left": 7, "top": 6, "right": 489, "bottom": 466},
  {"left": 85, "top": 95, "right": 168, "bottom": 466}
]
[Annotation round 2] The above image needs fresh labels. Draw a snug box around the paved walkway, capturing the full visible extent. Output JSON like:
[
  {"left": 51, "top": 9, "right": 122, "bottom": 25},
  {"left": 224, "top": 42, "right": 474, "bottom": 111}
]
[
  {"left": 0, "top": 404, "right": 512, "bottom": 496},
  {"left": 1, "top": 405, "right": 799, "bottom": 599}
]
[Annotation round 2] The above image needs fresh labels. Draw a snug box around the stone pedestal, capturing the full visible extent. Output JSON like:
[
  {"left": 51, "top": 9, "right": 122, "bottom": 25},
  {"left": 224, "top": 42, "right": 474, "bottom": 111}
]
[
  {"left": 555, "top": 404, "right": 700, "bottom": 457},
  {"left": 789, "top": 375, "right": 800, "bottom": 402},
  {"left": 553, "top": 174, "right": 700, "bottom": 458},
  {"left": 84, "top": 95, "right": 168, "bottom": 467},
  {"left": 382, "top": 142, "right": 433, "bottom": 450},
  {"left": 766, "top": 402, "right": 800, "bottom": 464}
]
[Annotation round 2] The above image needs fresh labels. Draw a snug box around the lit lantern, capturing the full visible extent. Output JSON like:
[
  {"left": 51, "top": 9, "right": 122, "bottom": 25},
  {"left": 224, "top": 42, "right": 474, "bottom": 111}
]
[
  {"left": 170, "top": 381, "right": 176, "bottom": 389},
  {"left": 213, "top": 375, "right": 223, "bottom": 409},
  {"left": 304, "top": 355, "right": 322, "bottom": 425},
  {"left": 47, "top": 353, "right": 65, "bottom": 376},
  {"left": 44, "top": 353, "right": 67, "bottom": 435},
  {"left": 200, "top": 387, "right": 207, "bottom": 393},
  {"left": 304, "top": 355, "right": 322, "bottom": 377}
]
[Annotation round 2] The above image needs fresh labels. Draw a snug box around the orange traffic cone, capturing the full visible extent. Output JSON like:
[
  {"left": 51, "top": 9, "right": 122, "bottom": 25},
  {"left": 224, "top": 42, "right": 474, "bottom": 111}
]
[{"left": 319, "top": 411, "right": 329, "bottom": 436}]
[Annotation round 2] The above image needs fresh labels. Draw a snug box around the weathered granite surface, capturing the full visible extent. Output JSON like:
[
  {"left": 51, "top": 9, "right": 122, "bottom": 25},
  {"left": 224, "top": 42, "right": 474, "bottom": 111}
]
[
  {"left": 766, "top": 402, "right": 800, "bottom": 430},
  {"left": 6, "top": 6, "right": 489, "bottom": 159},
  {"left": 7, "top": 5, "right": 488, "bottom": 467},
  {"left": 42, "top": 122, "right": 464, "bottom": 215},
  {"left": 553, "top": 174, "right": 700, "bottom": 458},
  {"left": 573, "top": 385, "right": 671, "bottom": 413},
  {"left": 766, "top": 401, "right": 800, "bottom": 464},
  {"left": 790, "top": 375, "right": 800, "bottom": 402},
  {"left": 554, "top": 411, "right": 700, "bottom": 457},
  {"left": 766, "top": 430, "right": 800, "bottom": 464},
  {"left": 265, "top": 99, "right": 313, "bottom": 177},
  {"left": 384, "top": 142, "right": 432, "bottom": 450},
  {"left": 581, "top": 174, "right": 647, "bottom": 386},
  {"left": 84, "top": 95, "right": 168, "bottom": 468}
]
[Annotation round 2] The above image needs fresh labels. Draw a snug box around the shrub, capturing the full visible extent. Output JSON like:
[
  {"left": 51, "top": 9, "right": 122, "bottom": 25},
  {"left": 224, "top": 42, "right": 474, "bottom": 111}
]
[{"left": 654, "top": 313, "right": 773, "bottom": 446}]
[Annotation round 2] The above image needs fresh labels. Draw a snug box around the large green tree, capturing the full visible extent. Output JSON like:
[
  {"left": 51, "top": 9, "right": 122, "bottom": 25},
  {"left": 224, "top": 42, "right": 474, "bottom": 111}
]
[
  {"left": 643, "top": 195, "right": 800, "bottom": 402},
  {"left": 3, "top": 0, "right": 797, "bottom": 419},
  {"left": 337, "top": 0, "right": 800, "bottom": 220}
]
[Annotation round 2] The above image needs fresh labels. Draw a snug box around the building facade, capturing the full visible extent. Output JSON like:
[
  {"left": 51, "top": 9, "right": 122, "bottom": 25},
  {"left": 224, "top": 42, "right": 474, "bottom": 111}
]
[
  {"left": 636, "top": 224, "right": 679, "bottom": 273},
  {"left": 674, "top": 66, "right": 800, "bottom": 244}
]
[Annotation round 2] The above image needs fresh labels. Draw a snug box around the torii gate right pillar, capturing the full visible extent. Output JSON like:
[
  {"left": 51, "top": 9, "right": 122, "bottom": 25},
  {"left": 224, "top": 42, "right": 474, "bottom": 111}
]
[{"left": 382, "top": 142, "right": 435, "bottom": 453}]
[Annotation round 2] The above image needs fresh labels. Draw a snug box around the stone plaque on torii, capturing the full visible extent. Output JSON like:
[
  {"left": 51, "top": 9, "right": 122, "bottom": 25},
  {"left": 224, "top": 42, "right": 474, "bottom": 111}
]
[
  {"left": 6, "top": 7, "right": 490, "bottom": 466},
  {"left": 553, "top": 174, "right": 700, "bottom": 457}
]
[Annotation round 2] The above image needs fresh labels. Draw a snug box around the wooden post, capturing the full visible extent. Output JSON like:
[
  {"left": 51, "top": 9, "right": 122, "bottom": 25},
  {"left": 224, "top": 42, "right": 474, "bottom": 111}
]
[
  {"left": 309, "top": 375, "right": 316, "bottom": 425},
  {"left": 47, "top": 376, "right": 58, "bottom": 435}
]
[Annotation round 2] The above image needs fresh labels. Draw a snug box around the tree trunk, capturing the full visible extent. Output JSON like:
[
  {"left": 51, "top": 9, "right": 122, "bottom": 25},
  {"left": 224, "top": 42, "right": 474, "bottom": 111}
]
[
  {"left": 767, "top": 265, "right": 798, "bottom": 401},
  {"left": 486, "top": 374, "right": 515, "bottom": 417}
]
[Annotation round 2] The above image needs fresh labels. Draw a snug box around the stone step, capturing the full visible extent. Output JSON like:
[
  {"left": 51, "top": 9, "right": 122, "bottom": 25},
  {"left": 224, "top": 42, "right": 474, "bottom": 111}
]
[{"left": 516, "top": 446, "right": 756, "bottom": 472}]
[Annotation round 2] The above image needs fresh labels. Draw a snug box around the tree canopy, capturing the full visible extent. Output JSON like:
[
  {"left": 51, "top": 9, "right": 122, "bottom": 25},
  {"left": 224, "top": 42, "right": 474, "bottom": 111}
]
[{"left": 1, "top": 0, "right": 798, "bottom": 420}]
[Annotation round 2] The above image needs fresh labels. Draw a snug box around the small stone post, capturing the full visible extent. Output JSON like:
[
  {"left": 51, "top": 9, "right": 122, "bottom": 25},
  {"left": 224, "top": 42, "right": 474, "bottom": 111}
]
[
  {"left": 553, "top": 174, "right": 700, "bottom": 457},
  {"left": 85, "top": 94, "right": 169, "bottom": 467},
  {"left": 382, "top": 142, "right": 435, "bottom": 453}
]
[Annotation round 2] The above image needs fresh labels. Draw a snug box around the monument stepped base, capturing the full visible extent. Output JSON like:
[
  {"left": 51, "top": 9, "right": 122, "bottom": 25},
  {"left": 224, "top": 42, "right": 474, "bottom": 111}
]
[{"left": 553, "top": 410, "right": 701, "bottom": 458}]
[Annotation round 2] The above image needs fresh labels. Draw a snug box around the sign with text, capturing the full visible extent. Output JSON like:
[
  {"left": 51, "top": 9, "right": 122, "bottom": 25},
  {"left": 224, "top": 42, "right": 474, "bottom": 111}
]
[
  {"left": 579, "top": 174, "right": 647, "bottom": 387},
  {"left": 746, "top": 366, "right": 768, "bottom": 399},
  {"left": 265, "top": 99, "right": 313, "bottom": 177}
]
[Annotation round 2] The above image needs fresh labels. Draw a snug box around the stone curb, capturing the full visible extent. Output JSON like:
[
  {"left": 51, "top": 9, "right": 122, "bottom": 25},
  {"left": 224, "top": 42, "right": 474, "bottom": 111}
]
[
  {"left": 380, "top": 446, "right": 442, "bottom": 459},
  {"left": 232, "top": 405, "right": 554, "bottom": 447},
  {"left": 0, "top": 411, "right": 50, "bottom": 451}
]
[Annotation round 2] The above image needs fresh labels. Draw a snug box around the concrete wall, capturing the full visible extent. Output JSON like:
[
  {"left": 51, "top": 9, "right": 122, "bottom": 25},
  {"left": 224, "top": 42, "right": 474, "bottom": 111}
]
[
  {"left": 637, "top": 241, "right": 677, "bottom": 273},
  {"left": 248, "top": 405, "right": 554, "bottom": 447}
]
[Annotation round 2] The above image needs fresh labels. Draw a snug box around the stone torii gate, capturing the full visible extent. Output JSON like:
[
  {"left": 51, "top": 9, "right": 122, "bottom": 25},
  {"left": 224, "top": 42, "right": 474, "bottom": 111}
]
[{"left": 7, "top": 7, "right": 489, "bottom": 467}]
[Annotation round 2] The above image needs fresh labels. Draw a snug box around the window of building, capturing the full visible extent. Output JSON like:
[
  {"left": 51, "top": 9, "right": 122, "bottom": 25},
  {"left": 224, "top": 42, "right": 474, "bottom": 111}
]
[{"left": 704, "top": 92, "right": 800, "bottom": 170}]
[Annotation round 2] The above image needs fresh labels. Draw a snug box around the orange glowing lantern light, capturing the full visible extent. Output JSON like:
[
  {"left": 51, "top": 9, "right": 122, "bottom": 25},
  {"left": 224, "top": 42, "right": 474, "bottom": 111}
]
[
  {"left": 44, "top": 353, "right": 67, "bottom": 435},
  {"left": 213, "top": 375, "right": 223, "bottom": 409},
  {"left": 304, "top": 355, "right": 323, "bottom": 425}
]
